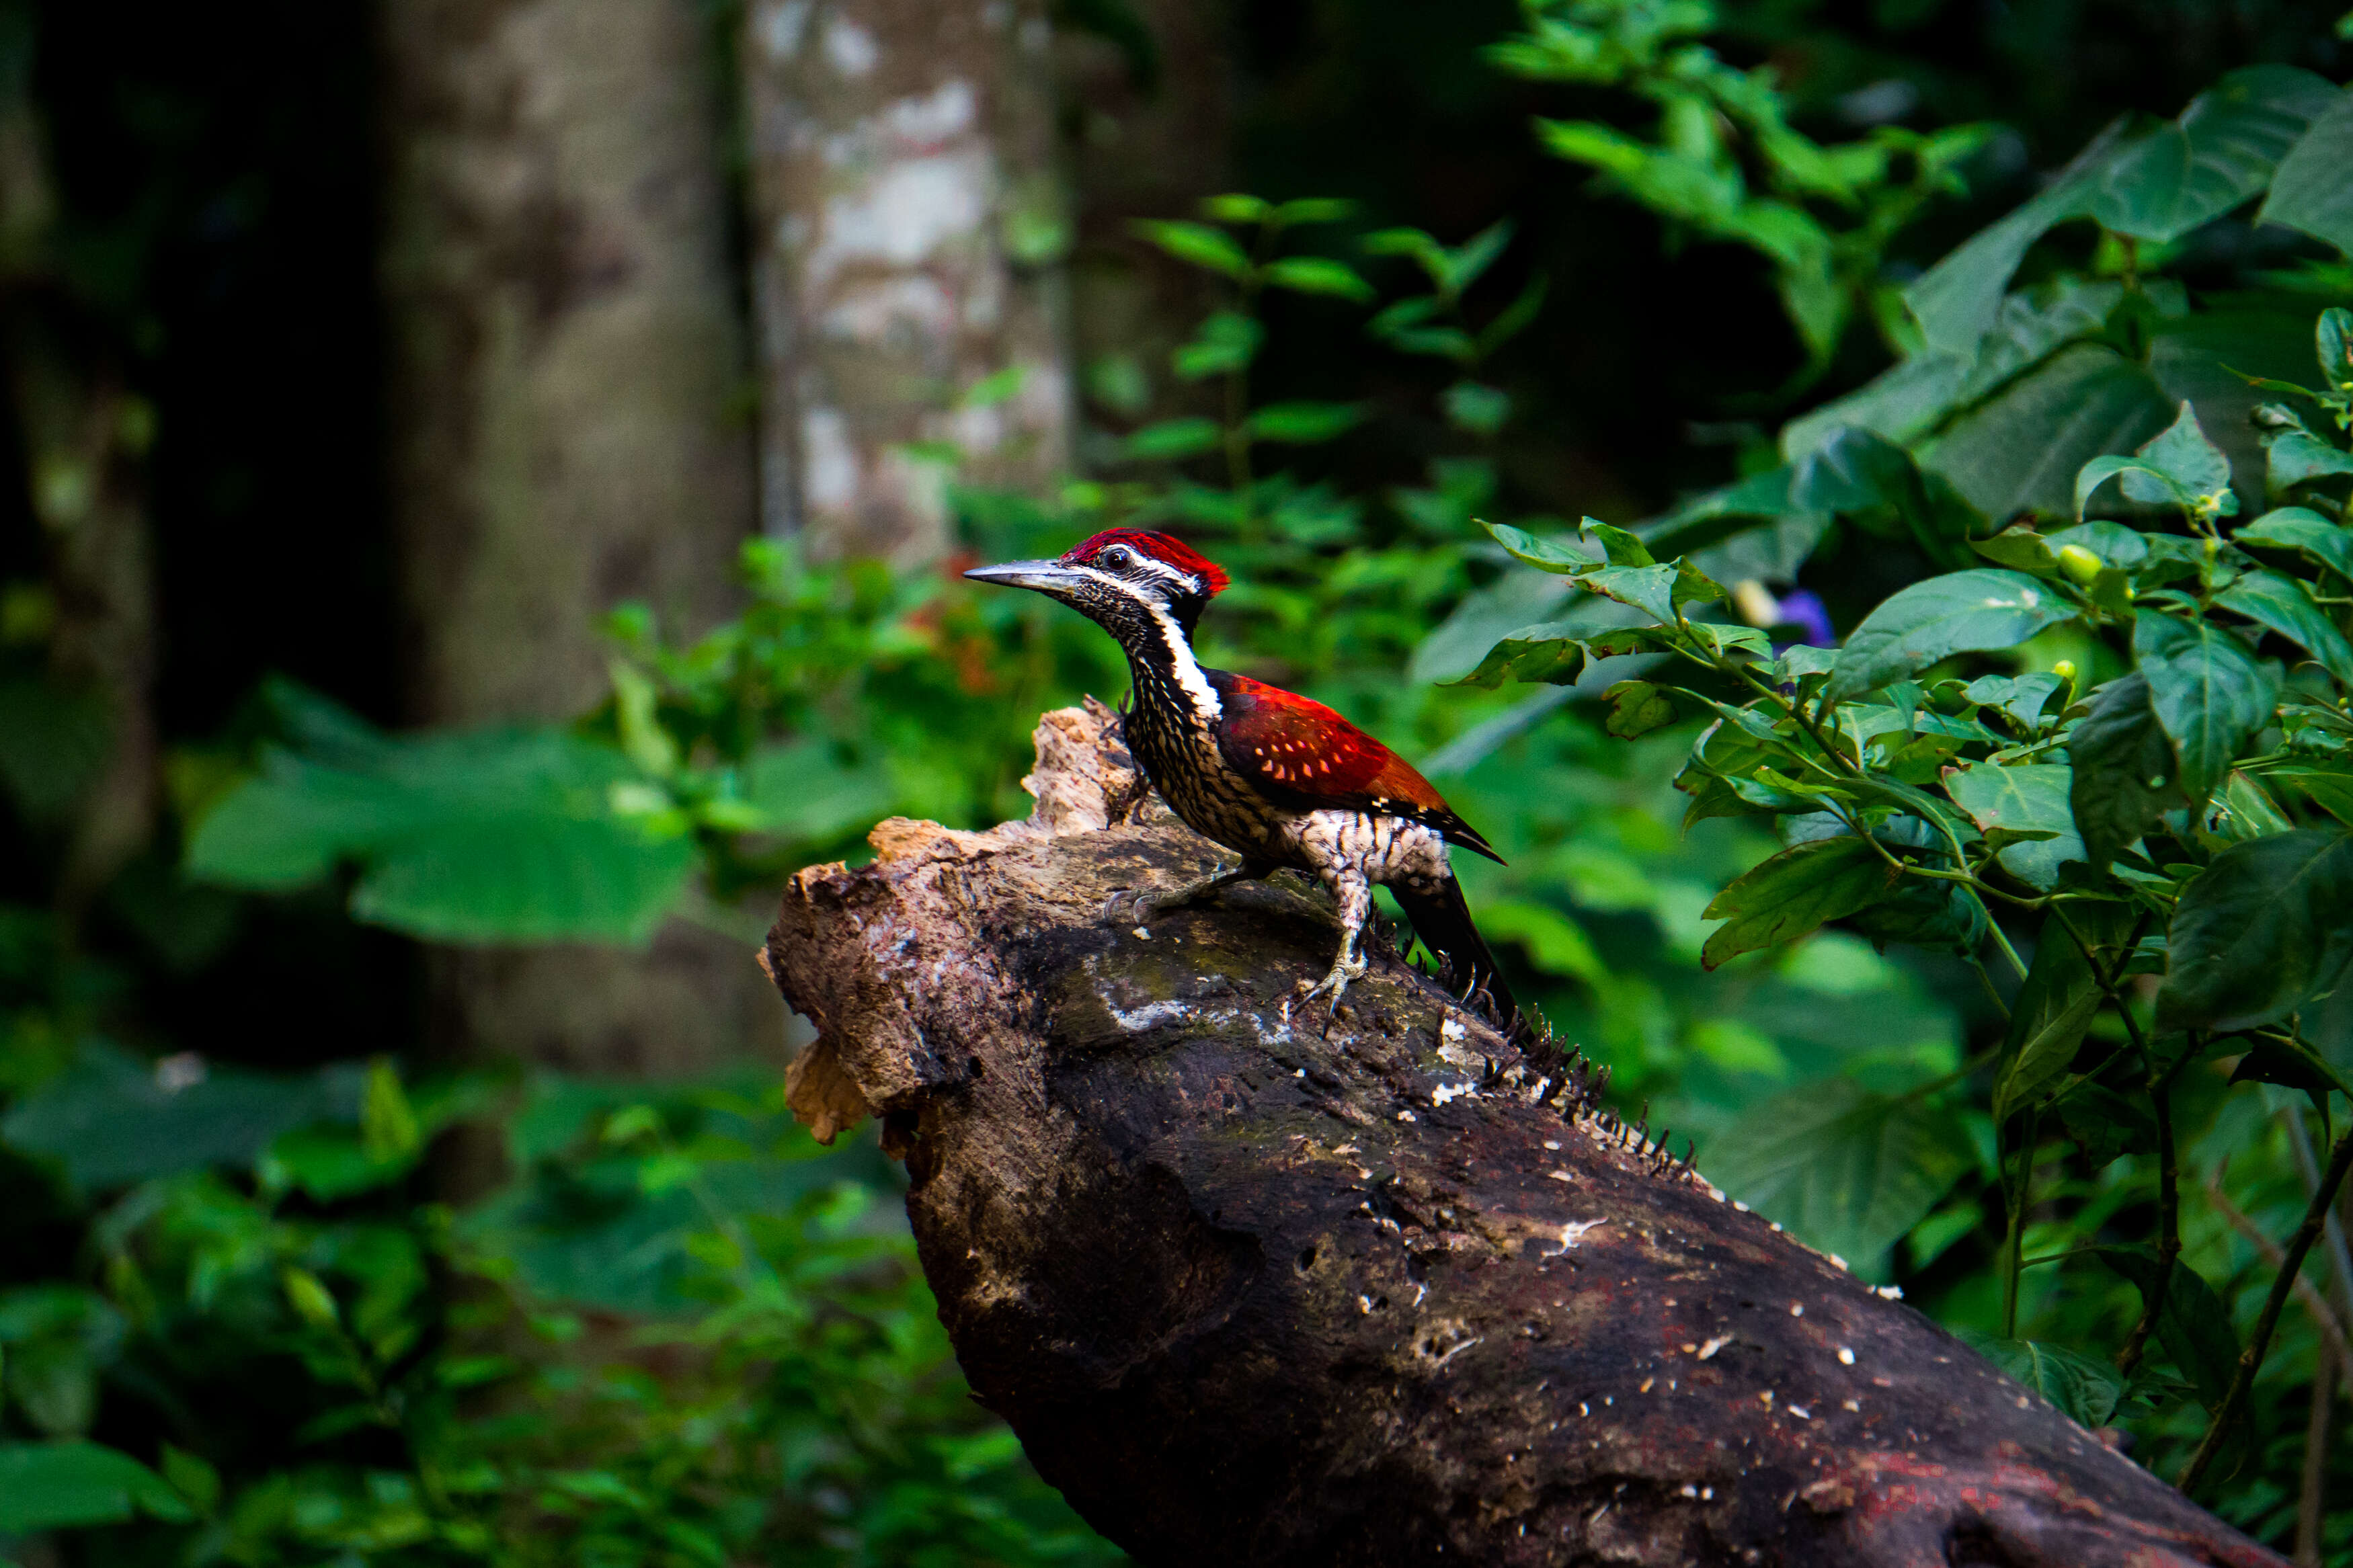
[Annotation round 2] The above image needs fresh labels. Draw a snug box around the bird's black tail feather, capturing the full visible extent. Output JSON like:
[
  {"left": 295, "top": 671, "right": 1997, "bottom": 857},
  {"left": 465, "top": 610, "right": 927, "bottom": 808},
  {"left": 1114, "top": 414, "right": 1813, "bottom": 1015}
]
[{"left": 1390, "top": 878, "right": 1522, "bottom": 1039}]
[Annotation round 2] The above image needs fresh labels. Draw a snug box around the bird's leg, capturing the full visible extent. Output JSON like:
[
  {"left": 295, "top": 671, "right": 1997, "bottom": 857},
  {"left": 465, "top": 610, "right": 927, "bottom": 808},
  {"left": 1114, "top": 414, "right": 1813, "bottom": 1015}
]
[
  {"left": 1301, "top": 867, "right": 1373, "bottom": 1013},
  {"left": 1108, "top": 857, "right": 1273, "bottom": 927}
]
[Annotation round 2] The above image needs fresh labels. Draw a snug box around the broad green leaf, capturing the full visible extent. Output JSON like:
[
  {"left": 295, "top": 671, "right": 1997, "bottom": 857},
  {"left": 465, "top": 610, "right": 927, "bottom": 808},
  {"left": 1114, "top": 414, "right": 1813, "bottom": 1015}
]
[
  {"left": 2068, "top": 673, "right": 2186, "bottom": 870},
  {"left": 2323, "top": 307, "right": 2353, "bottom": 394},
  {"left": 1966, "top": 1335, "right": 2128, "bottom": 1426},
  {"left": 2157, "top": 828, "right": 2353, "bottom": 1032},
  {"left": 2056, "top": 1081, "right": 2157, "bottom": 1169},
  {"left": 1970, "top": 526, "right": 2063, "bottom": 575},
  {"left": 1903, "top": 122, "right": 2126, "bottom": 354},
  {"left": 1700, "top": 836, "right": 1900, "bottom": 969},
  {"left": 1246, "top": 401, "right": 1365, "bottom": 444},
  {"left": 1581, "top": 517, "right": 1654, "bottom": 567},
  {"left": 1781, "top": 349, "right": 1970, "bottom": 461},
  {"left": 2272, "top": 763, "right": 2353, "bottom": 826},
  {"left": 1945, "top": 764, "right": 2084, "bottom": 891},
  {"left": 1131, "top": 219, "right": 1251, "bottom": 278},
  {"left": 2132, "top": 610, "right": 2279, "bottom": 800},
  {"left": 1841, "top": 876, "right": 1987, "bottom": 955},
  {"left": 1992, "top": 904, "right": 2127, "bottom": 1122},
  {"left": 2, "top": 1042, "right": 360, "bottom": 1193},
  {"left": 1269, "top": 196, "right": 1355, "bottom": 226},
  {"left": 189, "top": 729, "right": 695, "bottom": 944},
  {"left": 1258, "top": 256, "right": 1374, "bottom": 302},
  {"left": 1581, "top": 563, "right": 1683, "bottom": 625},
  {"left": 2227, "top": 1031, "right": 2353, "bottom": 1099},
  {"left": 739, "top": 740, "right": 895, "bottom": 842},
  {"left": 2265, "top": 426, "right": 2353, "bottom": 491},
  {"left": 1923, "top": 345, "right": 2172, "bottom": 522},
  {"left": 2091, "top": 66, "right": 2341, "bottom": 243},
  {"left": 1481, "top": 520, "right": 1594, "bottom": 575},
  {"left": 1602, "top": 680, "right": 1677, "bottom": 739},
  {"left": 2076, "top": 401, "right": 2236, "bottom": 520},
  {"left": 1825, "top": 570, "right": 2073, "bottom": 701},
  {"left": 1446, "top": 630, "right": 1587, "bottom": 690},
  {"left": 1953, "top": 280, "right": 2128, "bottom": 406},
  {"left": 2235, "top": 505, "right": 2353, "bottom": 579},
  {"left": 1701, "top": 1076, "right": 1975, "bottom": 1266},
  {"left": 1170, "top": 311, "right": 1262, "bottom": 379},
  {"left": 2256, "top": 87, "right": 2353, "bottom": 255},
  {"left": 2215, "top": 569, "right": 2353, "bottom": 683},
  {"left": 1474, "top": 901, "right": 1603, "bottom": 984},
  {"left": 2095, "top": 1249, "right": 2242, "bottom": 1413},
  {"left": 1122, "top": 417, "right": 1222, "bottom": 460},
  {"left": 0, "top": 1442, "right": 192, "bottom": 1532},
  {"left": 1409, "top": 567, "right": 1575, "bottom": 684}
]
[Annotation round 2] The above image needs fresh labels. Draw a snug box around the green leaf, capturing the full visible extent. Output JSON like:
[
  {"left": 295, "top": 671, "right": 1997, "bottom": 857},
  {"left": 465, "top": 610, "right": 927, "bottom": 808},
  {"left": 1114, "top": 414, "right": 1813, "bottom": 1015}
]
[
  {"left": 1925, "top": 345, "right": 2173, "bottom": 522},
  {"left": 1702, "top": 1077, "right": 1975, "bottom": 1266},
  {"left": 2132, "top": 610, "right": 2279, "bottom": 800},
  {"left": 2157, "top": 828, "right": 2353, "bottom": 1032},
  {"left": 0, "top": 1442, "right": 193, "bottom": 1532},
  {"left": 188, "top": 729, "right": 694, "bottom": 944},
  {"left": 2076, "top": 401, "right": 2237, "bottom": 520},
  {"left": 1, "top": 1042, "right": 359, "bottom": 1193},
  {"left": 1246, "top": 401, "right": 1365, "bottom": 445},
  {"left": 1445, "top": 630, "right": 1586, "bottom": 690},
  {"left": 1966, "top": 1335, "right": 2128, "bottom": 1426},
  {"left": 1945, "top": 764, "right": 2084, "bottom": 891},
  {"left": 2094, "top": 1249, "right": 2242, "bottom": 1413},
  {"left": 1259, "top": 256, "right": 1375, "bottom": 302},
  {"left": 1122, "top": 417, "right": 1222, "bottom": 460},
  {"left": 1170, "top": 311, "right": 1263, "bottom": 380},
  {"left": 2068, "top": 673, "right": 2187, "bottom": 869},
  {"left": 2056, "top": 1081, "right": 2157, "bottom": 1169},
  {"left": 2256, "top": 86, "right": 2353, "bottom": 255},
  {"left": 2092, "top": 67, "right": 2342, "bottom": 243},
  {"left": 2215, "top": 569, "right": 2353, "bottom": 683},
  {"left": 2234, "top": 505, "right": 2353, "bottom": 579},
  {"left": 2228, "top": 1032, "right": 2353, "bottom": 1098},
  {"left": 1474, "top": 901, "right": 1604, "bottom": 985},
  {"left": 1582, "top": 517, "right": 1654, "bottom": 567},
  {"left": 2264, "top": 426, "right": 2353, "bottom": 491},
  {"left": 1270, "top": 196, "right": 1355, "bottom": 227},
  {"left": 1992, "top": 905, "right": 2124, "bottom": 1122},
  {"left": 1131, "top": 218, "right": 1251, "bottom": 278},
  {"left": 1602, "top": 680, "right": 1677, "bottom": 739},
  {"left": 1581, "top": 563, "right": 1684, "bottom": 624},
  {"left": 1441, "top": 380, "right": 1512, "bottom": 436},
  {"left": 1825, "top": 570, "right": 2075, "bottom": 702},
  {"left": 1482, "top": 520, "right": 1594, "bottom": 575},
  {"left": 2322, "top": 307, "right": 2353, "bottom": 395},
  {"left": 738, "top": 739, "right": 895, "bottom": 842},
  {"left": 1903, "top": 124, "right": 2126, "bottom": 354},
  {"left": 1699, "top": 837, "right": 1901, "bottom": 969}
]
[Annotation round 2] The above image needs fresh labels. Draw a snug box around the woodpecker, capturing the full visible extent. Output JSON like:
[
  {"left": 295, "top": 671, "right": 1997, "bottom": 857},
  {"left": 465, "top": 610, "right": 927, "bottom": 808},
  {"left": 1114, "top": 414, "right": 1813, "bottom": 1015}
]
[{"left": 967, "top": 528, "right": 1517, "bottom": 1024}]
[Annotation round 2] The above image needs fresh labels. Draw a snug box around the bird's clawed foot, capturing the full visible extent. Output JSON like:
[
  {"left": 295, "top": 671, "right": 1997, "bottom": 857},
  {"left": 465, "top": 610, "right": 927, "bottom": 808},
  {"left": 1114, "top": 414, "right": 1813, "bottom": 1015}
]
[{"left": 1302, "top": 947, "right": 1370, "bottom": 1018}]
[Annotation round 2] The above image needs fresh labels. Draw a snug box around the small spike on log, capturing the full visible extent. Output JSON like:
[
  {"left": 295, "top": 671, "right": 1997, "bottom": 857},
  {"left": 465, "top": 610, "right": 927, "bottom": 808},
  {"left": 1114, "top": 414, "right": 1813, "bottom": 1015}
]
[{"left": 762, "top": 704, "right": 2286, "bottom": 1568}]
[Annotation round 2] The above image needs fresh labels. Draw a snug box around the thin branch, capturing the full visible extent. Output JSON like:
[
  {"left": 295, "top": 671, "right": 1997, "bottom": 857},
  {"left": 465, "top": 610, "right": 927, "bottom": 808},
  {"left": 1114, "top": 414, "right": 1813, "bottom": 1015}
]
[
  {"left": 2180, "top": 1125, "right": 2353, "bottom": 1492},
  {"left": 2204, "top": 1172, "right": 2353, "bottom": 1394}
]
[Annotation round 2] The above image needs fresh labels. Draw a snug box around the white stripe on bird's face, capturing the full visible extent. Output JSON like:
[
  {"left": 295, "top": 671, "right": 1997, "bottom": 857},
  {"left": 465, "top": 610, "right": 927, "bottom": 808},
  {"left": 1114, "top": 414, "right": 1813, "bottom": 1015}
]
[{"left": 1064, "top": 562, "right": 1222, "bottom": 720}]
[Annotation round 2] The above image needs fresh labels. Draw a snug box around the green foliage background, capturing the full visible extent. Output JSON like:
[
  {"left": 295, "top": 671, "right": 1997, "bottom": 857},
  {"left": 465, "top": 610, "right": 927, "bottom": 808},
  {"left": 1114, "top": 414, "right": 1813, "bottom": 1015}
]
[{"left": 5, "top": 0, "right": 2353, "bottom": 1561}]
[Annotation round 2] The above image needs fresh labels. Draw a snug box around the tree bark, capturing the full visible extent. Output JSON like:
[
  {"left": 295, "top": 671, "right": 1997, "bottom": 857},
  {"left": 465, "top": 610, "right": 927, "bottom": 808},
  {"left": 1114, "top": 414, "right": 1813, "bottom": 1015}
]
[
  {"left": 740, "top": 0, "right": 1070, "bottom": 560},
  {"left": 762, "top": 702, "right": 2289, "bottom": 1568},
  {"left": 379, "top": 0, "right": 777, "bottom": 1077}
]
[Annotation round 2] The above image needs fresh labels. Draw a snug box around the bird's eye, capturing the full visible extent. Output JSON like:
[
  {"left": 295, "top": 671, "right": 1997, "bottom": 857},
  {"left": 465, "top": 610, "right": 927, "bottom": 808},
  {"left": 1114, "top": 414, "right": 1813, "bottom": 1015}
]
[{"left": 1103, "top": 546, "right": 1135, "bottom": 569}]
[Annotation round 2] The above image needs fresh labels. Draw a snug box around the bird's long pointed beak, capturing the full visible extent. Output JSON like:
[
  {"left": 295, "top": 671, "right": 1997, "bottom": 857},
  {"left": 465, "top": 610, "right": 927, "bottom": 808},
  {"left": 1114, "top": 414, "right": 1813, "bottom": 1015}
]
[{"left": 963, "top": 559, "right": 1085, "bottom": 595}]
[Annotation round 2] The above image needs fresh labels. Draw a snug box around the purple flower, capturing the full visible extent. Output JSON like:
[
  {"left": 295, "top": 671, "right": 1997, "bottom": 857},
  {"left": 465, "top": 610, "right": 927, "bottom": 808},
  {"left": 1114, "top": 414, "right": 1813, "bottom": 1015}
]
[{"left": 1775, "top": 588, "right": 1835, "bottom": 647}]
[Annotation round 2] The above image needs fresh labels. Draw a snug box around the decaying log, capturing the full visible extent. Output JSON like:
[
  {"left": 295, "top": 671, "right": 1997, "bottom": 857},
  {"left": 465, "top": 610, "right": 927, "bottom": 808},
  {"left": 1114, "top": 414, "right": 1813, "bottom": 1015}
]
[{"left": 761, "top": 702, "right": 2286, "bottom": 1567}]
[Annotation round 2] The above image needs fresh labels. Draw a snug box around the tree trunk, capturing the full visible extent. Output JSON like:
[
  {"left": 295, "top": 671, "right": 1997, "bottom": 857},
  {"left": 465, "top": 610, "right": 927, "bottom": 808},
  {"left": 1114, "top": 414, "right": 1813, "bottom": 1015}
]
[
  {"left": 379, "top": 0, "right": 776, "bottom": 1077},
  {"left": 760, "top": 702, "right": 2289, "bottom": 1568},
  {"left": 740, "top": 0, "right": 1070, "bottom": 560}
]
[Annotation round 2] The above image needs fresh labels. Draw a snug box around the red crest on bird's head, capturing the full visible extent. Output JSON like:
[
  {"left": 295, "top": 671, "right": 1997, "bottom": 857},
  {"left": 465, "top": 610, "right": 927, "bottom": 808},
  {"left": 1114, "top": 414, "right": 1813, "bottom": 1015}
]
[{"left": 1063, "top": 529, "right": 1230, "bottom": 596}]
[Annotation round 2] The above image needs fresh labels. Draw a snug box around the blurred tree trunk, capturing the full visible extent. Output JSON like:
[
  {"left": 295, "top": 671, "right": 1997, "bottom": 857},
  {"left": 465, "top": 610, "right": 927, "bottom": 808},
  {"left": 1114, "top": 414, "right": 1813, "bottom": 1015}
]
[
  {"left": 0, "top": 59, "right": 159, "bottom": 937},
  {"left": 1055, "top": 0, "right": 1234, "bottom": 444},
  {"left": 378, "top": 0, "right": 777, "bottom": 1079},
  {"left": 740, "top": 0, "right": 1070, "bottom": 561}
]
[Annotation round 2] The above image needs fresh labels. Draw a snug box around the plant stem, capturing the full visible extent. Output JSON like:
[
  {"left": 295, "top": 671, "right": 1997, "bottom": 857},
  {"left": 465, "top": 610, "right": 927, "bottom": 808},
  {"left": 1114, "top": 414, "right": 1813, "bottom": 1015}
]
[
  {"left": 2116, "top": 1075, "right": 2178, "bottom": 1377},
  {"left": 2179, "top": 1124, "right": 2353, "bottom": 1491},
  {"left": 2002, "top": 1107, "right": 2040, "bottom": 1338}
]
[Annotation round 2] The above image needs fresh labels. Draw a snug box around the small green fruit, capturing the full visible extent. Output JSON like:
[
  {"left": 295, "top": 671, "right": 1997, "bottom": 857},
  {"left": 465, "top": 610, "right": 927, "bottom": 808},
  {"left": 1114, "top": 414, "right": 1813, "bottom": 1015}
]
[{"left": 2057, "top": 544, "right": 2102, "bottom": 585}]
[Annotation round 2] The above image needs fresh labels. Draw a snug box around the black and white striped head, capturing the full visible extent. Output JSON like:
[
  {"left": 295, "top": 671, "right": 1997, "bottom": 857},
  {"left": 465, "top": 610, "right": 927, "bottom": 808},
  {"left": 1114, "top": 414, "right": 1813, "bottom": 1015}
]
[{"left": 965, "top": 529, "right": 1229, "bottom": 643}]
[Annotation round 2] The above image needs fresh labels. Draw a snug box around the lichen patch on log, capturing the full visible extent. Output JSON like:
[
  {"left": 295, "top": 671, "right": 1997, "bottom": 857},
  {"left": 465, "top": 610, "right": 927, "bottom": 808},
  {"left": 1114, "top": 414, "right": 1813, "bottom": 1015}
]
[{"left": 763, "top": 703, "right": 2285, "bottom": 1567}]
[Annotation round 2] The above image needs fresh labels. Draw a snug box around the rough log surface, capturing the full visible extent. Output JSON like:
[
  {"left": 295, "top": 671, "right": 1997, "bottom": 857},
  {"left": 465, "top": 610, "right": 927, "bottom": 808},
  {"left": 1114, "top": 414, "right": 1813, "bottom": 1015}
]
[{"left": 762, "top": 704, "right": 2286, "bottom": 1568}]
